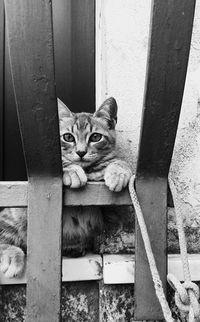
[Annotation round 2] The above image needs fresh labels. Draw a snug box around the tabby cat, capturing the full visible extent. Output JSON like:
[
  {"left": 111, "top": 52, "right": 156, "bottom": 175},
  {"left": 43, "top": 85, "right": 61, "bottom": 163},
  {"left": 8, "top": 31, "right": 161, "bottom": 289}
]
[{"left": 0, "top": 97, "right": 132, "bottom": 278}]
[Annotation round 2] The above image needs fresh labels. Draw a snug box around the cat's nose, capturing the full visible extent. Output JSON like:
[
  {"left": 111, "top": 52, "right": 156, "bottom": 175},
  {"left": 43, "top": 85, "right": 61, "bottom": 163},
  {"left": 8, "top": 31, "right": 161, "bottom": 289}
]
[{"left": 76, "top": 150, "right": 87, "bottom": 158}]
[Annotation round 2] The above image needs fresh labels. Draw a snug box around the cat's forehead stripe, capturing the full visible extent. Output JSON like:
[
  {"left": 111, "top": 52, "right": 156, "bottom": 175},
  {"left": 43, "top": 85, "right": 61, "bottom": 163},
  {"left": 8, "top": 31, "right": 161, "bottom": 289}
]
[{"left": 74, "top": 114, "right": 91, "bottom": 131}]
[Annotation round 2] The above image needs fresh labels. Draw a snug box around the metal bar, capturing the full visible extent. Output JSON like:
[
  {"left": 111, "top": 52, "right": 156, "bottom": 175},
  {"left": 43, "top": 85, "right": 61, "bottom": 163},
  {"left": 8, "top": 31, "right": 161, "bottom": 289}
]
[
  {"left": 134, "top": 0, "right": 196, "bottom": 319},
  {"left": 4, "top": 1, "right": 62, "bottom": 322},
  {"left": 0, "top": 0, "right": 4, "bottom": 180}
]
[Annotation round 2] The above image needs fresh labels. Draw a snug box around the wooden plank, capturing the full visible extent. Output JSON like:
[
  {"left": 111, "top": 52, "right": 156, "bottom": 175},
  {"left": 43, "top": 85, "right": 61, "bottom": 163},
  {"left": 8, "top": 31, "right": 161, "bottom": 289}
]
[
  {"left": 135, "top": 0, "right": 196, "bottom": 320},
  {"left": 0, "top": 181, "right": 132, "bottom": 207},
  {"left": 4, "top": 1, "right": 62, "bottom": 322},
  {"left": 137, "top": 0, "right": 196, "bottom": 178},
  {"left": 135, "top": 178, "right": 167, "bottom": 319},
  {"left": 62, "top": 254, "right": 102, "bottom": 282},
  {"left": 64, "top": 182, "right": 131, "bottom": 206},
  {"left": 103, "top": 255, "right": 134, "bottom": 284},
  {"left": 103, "top": 254, "right": 200, "bottom": 285},
  {"left": 0, "top": 254, "right": 102, "bottom": 285},
  {"left": 0, "top": 181, "right": 27, "bottom": 207},
  {"left": 1, "top": 253, "right": 200, "bottom": 285},
  {"left": 0, "top": 0, "right": 4, "bottom": 180}
]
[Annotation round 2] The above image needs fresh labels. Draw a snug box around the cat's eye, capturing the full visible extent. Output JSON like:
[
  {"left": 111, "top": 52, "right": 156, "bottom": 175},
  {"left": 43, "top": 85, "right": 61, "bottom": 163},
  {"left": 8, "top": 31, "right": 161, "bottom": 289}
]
[
  {"left": 89, "top": 133, "right": 102, "bottom": 142},
  {"left": 63, "top": 133, "right": 75, "bottom": 142}
]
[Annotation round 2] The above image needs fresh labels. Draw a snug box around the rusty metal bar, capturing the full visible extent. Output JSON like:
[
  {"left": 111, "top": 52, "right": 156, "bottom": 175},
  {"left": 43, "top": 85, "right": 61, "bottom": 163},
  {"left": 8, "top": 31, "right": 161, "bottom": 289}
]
[
  {"left": 4, "top": 1, "right": 62, "bottom": 321},
  {"left": 134, "top": 0, "right": 196, "bottom": 319}
]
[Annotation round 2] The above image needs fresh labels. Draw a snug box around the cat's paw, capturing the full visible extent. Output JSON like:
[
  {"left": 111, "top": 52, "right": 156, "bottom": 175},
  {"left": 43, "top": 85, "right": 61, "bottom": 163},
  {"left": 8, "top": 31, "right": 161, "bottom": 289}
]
[
  {"left": 63, "top": 165, "right": 87, "bottom": 188},
  {"left": 104, "top": 161, "right": 132, "bottom": 192},
  {"left": 0, "top": 246, "right": 25, "bottom": 278}
]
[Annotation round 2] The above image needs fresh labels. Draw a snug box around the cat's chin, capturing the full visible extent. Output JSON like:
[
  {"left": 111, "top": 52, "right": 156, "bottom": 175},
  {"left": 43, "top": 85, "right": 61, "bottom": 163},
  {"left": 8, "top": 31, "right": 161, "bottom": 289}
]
[{"left": 74, "top": 160, "right": 92, "bottom": 168}]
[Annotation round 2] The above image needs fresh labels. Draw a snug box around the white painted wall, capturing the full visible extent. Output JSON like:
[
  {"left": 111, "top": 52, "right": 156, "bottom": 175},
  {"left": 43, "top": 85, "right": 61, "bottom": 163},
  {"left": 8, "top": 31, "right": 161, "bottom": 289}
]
[{"left": 96, "top": 0, "right": 200, "bottom": 225}]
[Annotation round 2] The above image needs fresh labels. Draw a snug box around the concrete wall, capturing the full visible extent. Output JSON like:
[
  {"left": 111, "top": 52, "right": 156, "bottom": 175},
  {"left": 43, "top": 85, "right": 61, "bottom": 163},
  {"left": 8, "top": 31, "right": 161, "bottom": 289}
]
[{"left": 96, "top": 0, "right": 200, "bottom": 228}]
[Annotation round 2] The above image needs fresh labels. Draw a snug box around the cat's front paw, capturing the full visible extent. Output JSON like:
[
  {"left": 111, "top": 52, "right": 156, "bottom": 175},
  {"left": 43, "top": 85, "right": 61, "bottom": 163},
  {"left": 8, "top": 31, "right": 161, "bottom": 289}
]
[
  {"left": 63, "top": 165, "right": 87, "bottom": 188},
  {"left": 0, "top": 246, "right": 25, "bottom": 278},
  {"left": 104, "top": 161, "right": 132, "bottom": 192}
]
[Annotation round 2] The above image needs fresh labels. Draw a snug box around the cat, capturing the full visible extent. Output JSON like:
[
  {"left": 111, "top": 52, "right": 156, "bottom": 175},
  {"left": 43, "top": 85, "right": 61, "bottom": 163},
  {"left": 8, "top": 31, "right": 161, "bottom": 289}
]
[{"left": 0, "top": 97, "right": 132, "bottom": 278}]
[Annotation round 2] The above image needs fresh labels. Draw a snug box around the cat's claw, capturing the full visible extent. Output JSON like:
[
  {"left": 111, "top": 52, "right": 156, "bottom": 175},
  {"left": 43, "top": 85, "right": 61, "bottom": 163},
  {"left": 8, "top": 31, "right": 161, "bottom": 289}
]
[
  {"left": 63, "top": 165, "right": 87, "bottom": 188},
  {"left": 0, "top": 247, "right": 25, "bottom": 278},
  {"left": 104, "top": 162, "right": 132, "bottom": 192}
]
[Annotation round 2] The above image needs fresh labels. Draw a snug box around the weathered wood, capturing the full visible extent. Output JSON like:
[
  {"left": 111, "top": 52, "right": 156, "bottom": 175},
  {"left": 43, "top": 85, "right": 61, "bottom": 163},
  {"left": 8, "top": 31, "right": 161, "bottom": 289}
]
[
  {"left": 137, "top": 0, "right": 196, "bottom": 178},
  {"left": 104, "top": 255, "right": 134, "bottom": 285},
  {"left": 27, "top": 178, "right": 62, "bottom": 322},
  {"left": 0, "top": 0, "right": 4, "bottom": 180},
  {"left": 64, "top": 182, "right": 131, "bottom": 206},
  {"left": 5, "top": 1, "right": 62, "bottom": 178},
  {"left": 0, "top": 181, "right": 27, "bottom": 207},
  {"left": 62, "top": 254, "right": 102, "bottom": 282},
  {"left": 135, "top": 0, "right": 196, "bottom": 319},
  {"left": 104, "top": 254, "right": 200, "bottom": 285},
  {"left": 4, "top": 1, "right": 62, "bottom": 321},
  {"left": 135, "top": 178, "right": 167, "bottom": 319},
  {"left": 1, "top": 254, "right": 200, "bottom": 285},
  {"left": 0, "top": 181, "right": 132, "bottom": 207},
  {"left": 0, "top": 254, "right": 102, "bottom": 285}
]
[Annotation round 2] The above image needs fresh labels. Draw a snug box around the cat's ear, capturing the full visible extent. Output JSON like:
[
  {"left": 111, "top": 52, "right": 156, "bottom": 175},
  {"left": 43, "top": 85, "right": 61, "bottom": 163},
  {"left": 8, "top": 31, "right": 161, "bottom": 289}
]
[
  {"left": 94, "top": 97, "right": 118, "bottom": 129},
  {"left": 57, "top": 98, "right": 73, "bottom": 118}
]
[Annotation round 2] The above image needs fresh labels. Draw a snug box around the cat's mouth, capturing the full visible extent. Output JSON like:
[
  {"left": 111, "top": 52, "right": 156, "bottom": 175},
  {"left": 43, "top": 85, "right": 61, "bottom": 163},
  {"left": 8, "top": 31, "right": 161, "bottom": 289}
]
[{"left": 75, "top": 156, "right": 97, "bottom": 168}]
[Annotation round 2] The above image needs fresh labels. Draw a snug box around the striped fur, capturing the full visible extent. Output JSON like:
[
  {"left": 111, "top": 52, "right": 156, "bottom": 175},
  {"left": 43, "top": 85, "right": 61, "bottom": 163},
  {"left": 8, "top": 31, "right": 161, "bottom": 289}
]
[{"left": 0, "top": 97, "right": 132, "bottom": 277}]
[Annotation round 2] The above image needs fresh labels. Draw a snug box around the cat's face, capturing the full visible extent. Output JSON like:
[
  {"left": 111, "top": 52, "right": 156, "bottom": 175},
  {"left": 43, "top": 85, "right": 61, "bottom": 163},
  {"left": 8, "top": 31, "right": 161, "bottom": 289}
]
[{"left": 58, "top": 97, "right": 117, "bottom": 169}]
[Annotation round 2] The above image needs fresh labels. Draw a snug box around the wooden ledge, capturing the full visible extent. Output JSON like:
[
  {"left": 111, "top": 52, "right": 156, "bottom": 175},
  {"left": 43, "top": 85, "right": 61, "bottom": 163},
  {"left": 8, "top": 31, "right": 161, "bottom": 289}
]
[
  {"left": 0, "top": 181, "right": 132, "bottom": 207},
  {"left": 103, "top": 254, "right": 200, "bottom": 284},
  {"left": 0, "top": 255, "right": 102, "bottom": 285},
  {"left": 1, "top": 254, "right": 200, "bottom": 285}
]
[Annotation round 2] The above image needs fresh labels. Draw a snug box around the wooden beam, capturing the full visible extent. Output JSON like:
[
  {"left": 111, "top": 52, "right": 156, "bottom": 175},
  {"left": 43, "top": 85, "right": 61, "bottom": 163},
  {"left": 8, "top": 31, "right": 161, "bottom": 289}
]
[
  {"left": 135, "top": 178, "right": 167, "bottom": 319},
  {"left": 4, "top": 1, "right": 62, "bottom": 322},
  {"left": 134, "top": 0, "right": 196, "bottom": 320},
  {"left": 1, "top": 254, "right": 200, "bottom": 285},
  {"left": 0, "top": 255, "right": 102, "bottom": 285},
  {"left": 103, "top": 254, "right": 200, "bottom": 285},
  {"left": 0, "top": 181, "right": 132, "bottom": 207},
  {"left": 64, "top": 182, "right": 131, "bottom": 206}
]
